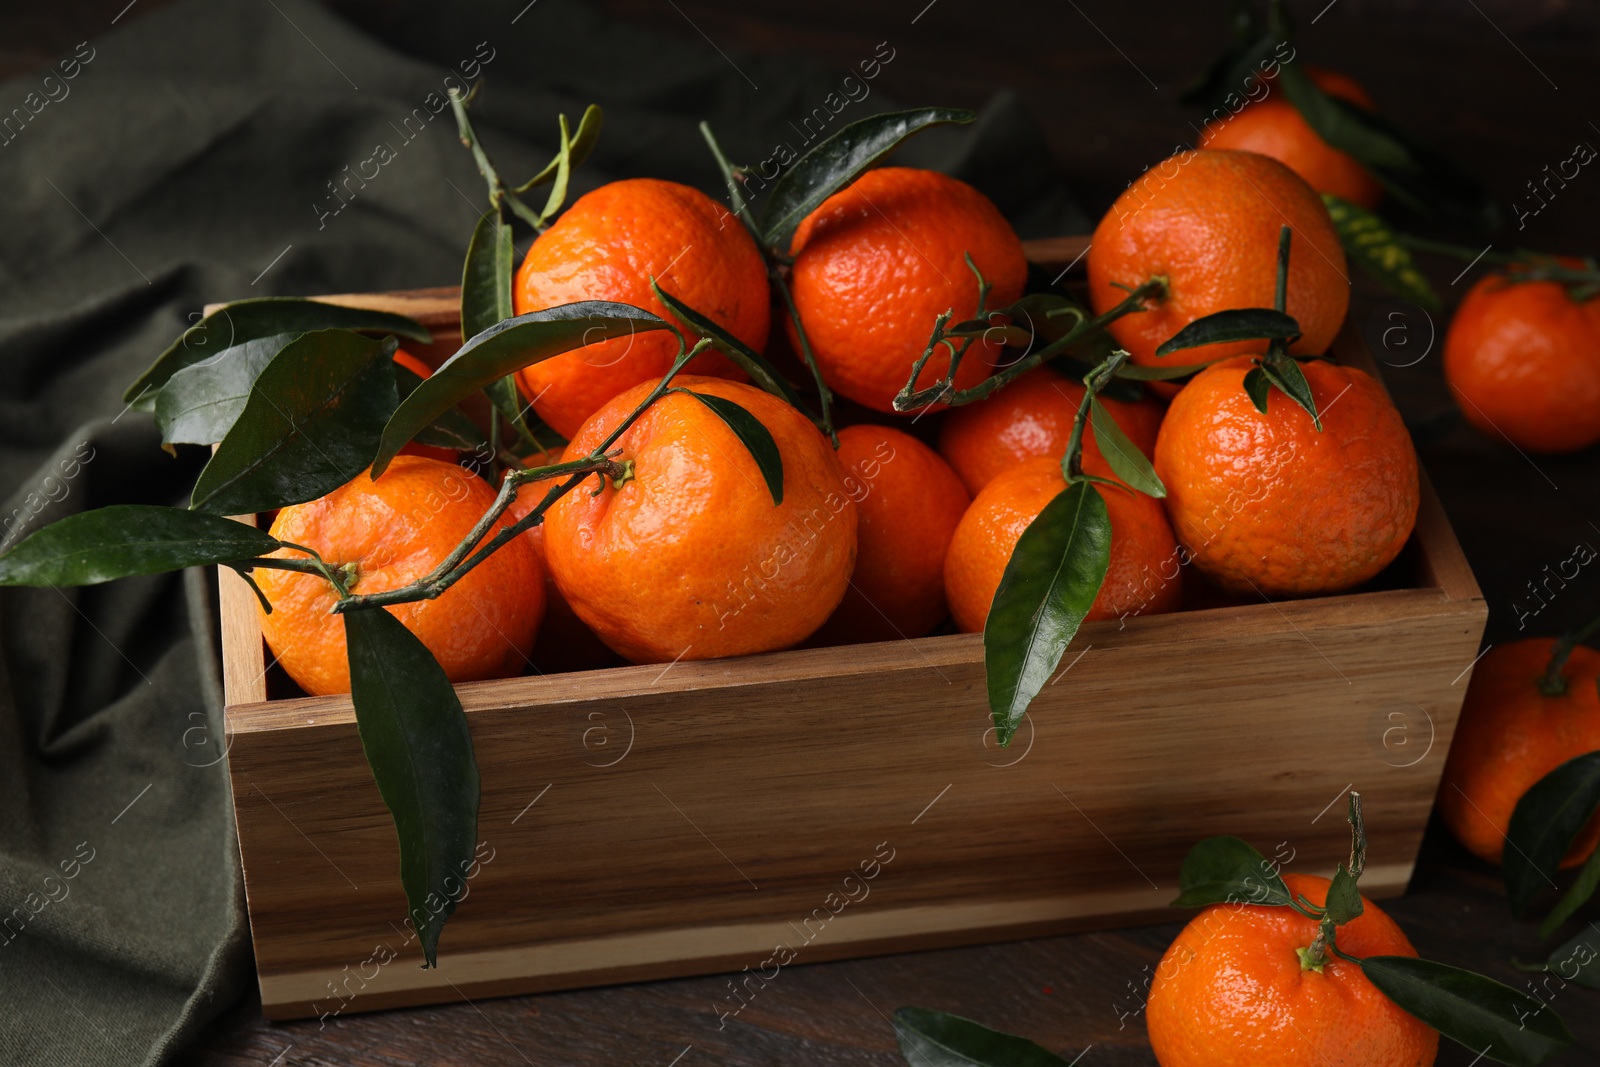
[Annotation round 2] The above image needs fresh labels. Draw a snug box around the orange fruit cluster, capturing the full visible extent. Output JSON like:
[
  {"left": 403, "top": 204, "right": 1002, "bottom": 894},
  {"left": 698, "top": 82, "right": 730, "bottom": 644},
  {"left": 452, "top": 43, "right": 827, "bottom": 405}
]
[{"left": 257, "top": 143, "right": 1424, "bottom": 817}]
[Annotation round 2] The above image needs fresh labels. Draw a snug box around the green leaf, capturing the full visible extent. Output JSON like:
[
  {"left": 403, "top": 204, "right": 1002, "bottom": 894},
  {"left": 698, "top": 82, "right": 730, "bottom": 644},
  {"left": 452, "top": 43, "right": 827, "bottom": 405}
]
[
  {"left": 1505, "top": 750, "right": 1600, "bottom": 916},
  {"left": 191, "top": 331, "right": 399, "bottom": 515},
  {"left": 761, "top": 107, "right": 976, "bottom": 251},
  {"left": 539, "top": 113, "right": 575, "bottom": 222},
  {"left": 1242, "top": 365, "right": 1271, "bottom": 414},
  {"left": 890, "top": 1007, "right": 1076, "bottom": 1067},
  {"left": 1259, "top": 355, "right": 1323, "bottom": 429},
  {"left": 155, "top": 332, "right": 297, "bottom": 445},
  {"left": 651, "top": 281, "right": 812, "bottom": 415},
  {"left": 674, "top": 389, "right": 783, "bottom": 506},
  {"left": 1112, "top": 361, "right": 1212, "bottom": 382},
  {"left": 344, "top": 607, "right": 480, "bottom": 968},
  {"left": 373, "top": 302, "right": 673, "bottom": 477},
  {"left": 1546, "top": 925, "right": 1600, "bottom": 991},
  {"left": 0, "top": 505, "right": 281, "bottom": 586},
  {"left": 1276, "top": 60, "right": 1416, "bottom": 172},
  {"left": 1540, "top": 844, "right": 1600, "bottom": 939},
  {"left": 125, "top": 298, "right": 429, "bottom": 407},
  {"left": 1171, "top": 835, "right": 1292, "bottom": 908},
  {"left": 1154, "top": 309, "right": 1301, "bottom": 357},
  {"left": 1322, "top": 194, "right": 1442, "bottom": 312},
  {"left": 983, "top": 482, "right": 1111, "bottom": 746},
  {"left": 1088, "top": 398, "right": 1164, "bottom": 498},
  {"left": 512, "top": 104, "right": 603, "bottom": 194},
  {"left": 461, "top": 210, "right": 514, "bottom": 342},
  {"left": 1325, "top": 864, "right": 1364, "bottom": 926},
  {"left": 1361, "top": 956, "right": 1572, "bottom": 1067},
  {"left": 391, "top": 363, "right": 490, "bottom": 454}
]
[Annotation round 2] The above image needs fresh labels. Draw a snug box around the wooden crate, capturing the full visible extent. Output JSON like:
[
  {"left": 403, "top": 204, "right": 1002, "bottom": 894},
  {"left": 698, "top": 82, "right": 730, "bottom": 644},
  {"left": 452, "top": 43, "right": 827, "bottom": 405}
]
[{"left": 219, "top": 238, "right": 1487, "bottom": 1020}]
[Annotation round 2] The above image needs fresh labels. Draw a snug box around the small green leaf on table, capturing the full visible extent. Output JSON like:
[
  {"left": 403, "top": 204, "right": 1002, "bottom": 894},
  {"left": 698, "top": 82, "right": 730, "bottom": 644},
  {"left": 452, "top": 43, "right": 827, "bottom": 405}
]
[
  {"left": 760, "top": 107, "right": 976, "bottom": 251},
  {"left": 1361, "top": 956, "right": 1573, "bottom": 1067},
  {"left": 373, "top": 301, "right": 672, "bottom": 477},
  {"left": 155, "top": 332, "right": 299, "bottom": 446},
  {"left": 190, "top": 330, "right": 399, "bottom": 516},
  {"left": 0, "top": 505, "right": 281, "bottom": 586},
  {"left": 673, "top": 389, "right": 783, "bottom": 506},
  {"left": 890, "top": 1007, "right": 1077, "bottom": 1067},
  {"left": 1154, "top": 308, "right": 1301, "bottom": 357},
  {"left": 984, "top": 481, "right": 1111, "bottom": 746},
  {"left": 1505, "top": 750, "right": 1600, "bottom": 916},
  {"left": 1322, "top": 194, "right": 1442, "bottom": 311},
  {"left": 1171, "top": 835, "right": 1293, "bottom": 908},
  {"left": 125, "top": 298, "right": 429, "bottom": 408},
  {"left": 1088, "top": 398, "right": 1164, "bottom": 498},
  {"left": 344, "top": 607, "right": 480, "bottom": 968}
]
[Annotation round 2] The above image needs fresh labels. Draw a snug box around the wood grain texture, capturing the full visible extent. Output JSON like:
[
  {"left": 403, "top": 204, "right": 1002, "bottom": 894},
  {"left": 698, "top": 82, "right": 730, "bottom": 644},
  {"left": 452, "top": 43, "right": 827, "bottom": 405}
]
[{"left": 217, "top": 254, "right": 1486, "bottom": 1020}]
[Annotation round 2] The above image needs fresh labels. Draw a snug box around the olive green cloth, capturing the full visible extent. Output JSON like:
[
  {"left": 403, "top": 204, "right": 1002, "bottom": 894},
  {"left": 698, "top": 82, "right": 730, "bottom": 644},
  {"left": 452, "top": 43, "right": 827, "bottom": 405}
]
[{"left": 0, "top": 2, "right": 1087, "bottom": 1063}]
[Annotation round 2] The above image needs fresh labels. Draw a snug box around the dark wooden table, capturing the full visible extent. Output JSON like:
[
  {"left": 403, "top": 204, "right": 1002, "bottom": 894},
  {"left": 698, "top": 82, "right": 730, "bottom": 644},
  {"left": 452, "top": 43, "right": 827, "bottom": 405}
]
[{"left": 40, "top": 0, "right": 1581, "bottom": 1062}]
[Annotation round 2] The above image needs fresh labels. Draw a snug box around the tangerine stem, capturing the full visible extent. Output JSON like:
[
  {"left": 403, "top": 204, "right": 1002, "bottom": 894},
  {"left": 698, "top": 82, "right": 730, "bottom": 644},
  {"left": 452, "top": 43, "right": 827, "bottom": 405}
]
[
  {"left": 1538, "top": 610, "right": 1600, "bottom": 696},
  {"left": 699, "top": 121, "right": 760, "bottom": 237},
  {"left": 448, "top": 87, "right": 546, "bottom": 233},
  {"left": 1060, "top": 350, "right": 1130, "bottom": 483}
]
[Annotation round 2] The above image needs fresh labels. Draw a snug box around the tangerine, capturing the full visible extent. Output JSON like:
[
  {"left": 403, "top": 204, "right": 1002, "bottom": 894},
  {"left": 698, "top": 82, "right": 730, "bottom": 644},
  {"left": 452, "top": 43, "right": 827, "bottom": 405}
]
[
  {"left": 1200, "top": 66, "right": 1383, "bottom": 208},
  {"left": 542, "top": 376, "right": 856, "bottom": 663},
  {"left": 1088, "top": 149, "right": 1349, "bottom": 369},
  {"left": 1437, "top": 638, "right": 1600, "bottom": 868},
  {"left": 809, "top": 424, "right": 969, "bottom": 645},
  {"left": 1146, "top": 872, "right": 1438, "bottom": 1067},
  {"left": 1443, "top": 270, "right": 1600, "bottom": 454},
  {"left": 1154, "top": 356, "right": 1417, "bottom": 596},
  {"left": 257, "top": 456, "right": 543, "bottom": 696},
  {"left": 787, "top": 167, "right": 1028, "bottom": 414},
  {"left": 937, "top": 366, "right": 1166, "bottom": 495},
  {"left": 943, "top": 456, "right": 1182, "bottom": 634},
  {"left": 514, "top": 178, "right": 767, "bottom": 438}
]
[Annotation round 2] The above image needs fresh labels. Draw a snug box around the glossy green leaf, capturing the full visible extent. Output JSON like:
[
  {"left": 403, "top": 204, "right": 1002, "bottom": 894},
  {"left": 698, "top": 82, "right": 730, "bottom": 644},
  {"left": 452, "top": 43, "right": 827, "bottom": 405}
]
[
  {"left": 1088, "top": 398, "right": 1164, "bottom": 498},
  {"left": 1325, "top": 864, "right": 1364, "bottom": 926},
  {"left": 1505, "top": 750, "right": 1600, "bottom": 916},
  {"left": 1260, "top": 355, "right": 1322, "bottom": 429},
  {"left": 191, "top": 331, "right": 398, "bottom": 515},
  {"left": 1171, "top": 835, "right": 1292, "bottom": 908},
  {"left": 651, "top": 281, "right": 811, "bottom": 415},
  {"left": 1540, "top": 844, "right": 1600, "bottom": 939},
  {"left": 1322, "top": 194, "right": 1441, "bottom": 312},
  {"left": 890, "top": 1007, "right": 1077, "bottom": 1067},
  {"left": 675, "top": 389, "right": 783, "bottom": 506},
  {"left": 344, "top": 607, "right": 480, "bottom": 968},
  {"left": 539, "top": 114, "right": 575, "bottom": 221},
  {"left": 462, "top": 209, "right": 514, "bottom": 341},
  {"left": 761, "top": 107, "right": 976, "bottom": 251},
  {"left": 125, "top": 298, "right": 429, "bottom": 407},
  {"left": 155, "top": 332, "right": 297, "bottom": 445},
  {"left": 1242, "top": 365, "right": 1271, "bottom": 414},
  {"left": 1361, "top": 956, "right": 1572, "bottom": 1067},
  {"left": 0, "top": 505, "right": 280, "bottom": 586},
  {"left": 373, "top": 302, "right": 672, "bottom": 477},
  {"left": 984, "top": 482, "right": 1111, "bottom": 745},
  {"left": 513, "top": 104, "right": 603, "bottom": 194},
  {"left": 391, "top": 364, "right": 490, "bottom": 454},
  {"left": 1546, "top": 925, "right": 1600, "bottom": 991},
  {"left": 1277, "top": 60, "right": 1415, "bottom": 172},
  {"left": 1155, "top": 309, "right": 1301, "bottom": 357}
]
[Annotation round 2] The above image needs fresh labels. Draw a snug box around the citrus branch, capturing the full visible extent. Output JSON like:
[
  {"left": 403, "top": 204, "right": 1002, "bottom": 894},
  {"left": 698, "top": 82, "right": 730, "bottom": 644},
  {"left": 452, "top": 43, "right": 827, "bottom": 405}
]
[{"left": 1538, "top": 608, "right": 1600, "bottom": 696}]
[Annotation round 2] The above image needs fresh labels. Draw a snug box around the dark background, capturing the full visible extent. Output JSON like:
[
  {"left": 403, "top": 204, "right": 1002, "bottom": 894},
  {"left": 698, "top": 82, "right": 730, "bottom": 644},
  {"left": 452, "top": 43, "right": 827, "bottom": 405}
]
[{"left": 7, "top": 1, "right": 1600, "bottom": 1064}]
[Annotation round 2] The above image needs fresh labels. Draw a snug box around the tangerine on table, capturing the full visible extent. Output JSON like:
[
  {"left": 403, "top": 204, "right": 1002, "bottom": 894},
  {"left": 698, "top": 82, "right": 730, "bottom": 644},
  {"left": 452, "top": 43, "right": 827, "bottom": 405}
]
[
  {"left": 936, "top": 366, "right": 1166, "bottom": 496},
  {"left": 505, "top": 451, "right": 618, "bottom": 674},
  {"left": 257, "top": 456, "right": 544, "bottom": 696},
  {"left": 1087, "top": 149, "right": 1349, "bottom": 370},
  {"left": 1437, "top": 638, "right": 1600, "bottom": 868},
  {"left": 1200, "top": 66, "right": 1383, "bottom": 209},
  {"left": 514, "top": 178, "right": 767, "bottom": 438},
  {"left": 1146, "top": 872, "right": 1438, "bottom": 1067},
  {"left": 1154, "top": 356, "right": 1417, "bottom": 597},
  {"left": 809, "top": 424, "right": 969, "bottom": 645},
  {"left": 943, "top": 456, "right": 1182, "bottom": 634},
  {"left": 787, "top": 167, "right": 1028, "bottom": 415},
  {"left": 542, "top": 375, "right": 857, "bottom": 664},
  {"left": 1443, "top": 269, "right": 1600, "bottom": 454}
]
